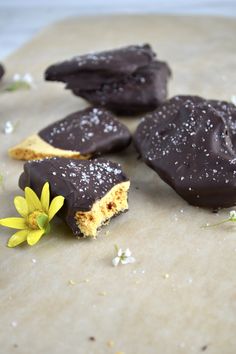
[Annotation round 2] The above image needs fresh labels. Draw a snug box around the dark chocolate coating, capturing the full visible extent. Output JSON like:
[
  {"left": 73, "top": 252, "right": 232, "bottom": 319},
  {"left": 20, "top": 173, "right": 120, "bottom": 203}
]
[
  {"left": 45, "top": 44, "right": 156, "bottom": 88},
  {"left": 19, "top": 157, "right": 129, "bottom": 236},
  {"left": 74, "top": 61, "right": 170, "bottom": 115},
  {"left": 45, "top": 44, "right": 171, "bottom": 115},
  {"left": 38, "top": 107, "right": 131, "bottom": 155},
  {"left": 0, "top": 64, "right": 4, "bottom": 80},
  {"left": 134, "top": 95, "right": 236, "bottom": 208}
]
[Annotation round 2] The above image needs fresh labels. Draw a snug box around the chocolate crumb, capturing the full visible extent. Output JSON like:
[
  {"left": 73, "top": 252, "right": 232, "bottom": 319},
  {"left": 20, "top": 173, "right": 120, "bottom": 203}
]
[
  {"left": 201, "top": 345, "right": 208, "bottom": 351},
  {"left": 89, "top": 336, "right": 95, "bottom": 341}
]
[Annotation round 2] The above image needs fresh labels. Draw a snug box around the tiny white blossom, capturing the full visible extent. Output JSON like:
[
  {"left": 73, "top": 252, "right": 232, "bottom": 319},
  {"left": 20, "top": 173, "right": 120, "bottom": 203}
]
[
  {"left": 230, "top": 210, "right": 236, "bottom": 221},
  {"left": 23, "top": 73, "right": 33, "bottom": 85},
  {"left": 3, "top": 121, "right": 14, "bottom": 134},
  {"left": 12, "top": 73, "right": 34, "bottom": 87},
  {"left": 13, "top": 73, "right": 21, "bottom": 82},
  {"left": 112, "top": 247, "right": 136, "bottom": 267},
  {"left": 112, "top": 256, "right": 120, "bottom": 267}
]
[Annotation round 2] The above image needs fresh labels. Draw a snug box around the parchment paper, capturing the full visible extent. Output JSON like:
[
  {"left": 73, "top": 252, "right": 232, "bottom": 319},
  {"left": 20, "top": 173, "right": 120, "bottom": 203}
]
[{"left": 0, "top": 15, "right": 236, "bottom": 354}]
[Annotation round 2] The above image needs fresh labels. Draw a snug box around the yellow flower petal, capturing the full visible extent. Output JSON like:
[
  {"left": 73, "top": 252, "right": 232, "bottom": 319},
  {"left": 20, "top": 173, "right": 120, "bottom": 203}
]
[
  {"left": 7, "top": 229, "right": 29, "bottom": 248},
  {"left": 0, "top": 217, "right": 26, "bottom": 230},
  {"left": 40, "top": 182, "right": 50, "bottom": 212},
  {"left": 25, "top": 186, "right": 42, "bottom": 213},
  {"left": 14, "top": 196, "right": 28, "bottom": 217},
  {"left": 27, "top": 229, "right": 45, "bottom": 246},
  {"left": 48, "top": 196, "right": 65, "bottom": 221}
]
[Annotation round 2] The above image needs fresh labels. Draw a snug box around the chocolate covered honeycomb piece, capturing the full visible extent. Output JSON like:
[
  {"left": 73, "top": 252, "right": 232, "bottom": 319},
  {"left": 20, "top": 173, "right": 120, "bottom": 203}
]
[
  {"left": 19, "top": 158, "right": 130, "bottom": 237},
  {"left": 9, "top": 107, "right": 131, "bottom": 161},
  {"left": 0, "top": 64, "right": 4, "bottom": 80},
  {"left": 134, "top": 95, "right": 236, "bottom": 208},
  {"left": 45, "top": 44, "right": 171, "bottom": 115}
]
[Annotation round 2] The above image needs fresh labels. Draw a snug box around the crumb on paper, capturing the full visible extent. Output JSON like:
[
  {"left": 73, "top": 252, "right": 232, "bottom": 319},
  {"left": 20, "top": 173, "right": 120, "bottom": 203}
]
[
  {"left": 98, "top": 291, "right": 107, "bottom": 296},
  {"left": 89, "top": 336, "right": 95, "bottom": 341},
  {"left": 173, "top": 214, "right": 178, "bottom": 221},
  {"left": 31, "top": 258, "right": 37, "bottom": 264},
  {"left": 68, "top": 280, "right": 76, "bottom": 285},
  {"left": 187, "top": 277, "right": 193, "bottom": 284},
  {"left": 107, "top": 340, "right": 114, "bottom": 348},
  {"left": 11, "top": 321, "right": 17, "bottom": 327},
  {"left": 201, "top": 344, "right": 208, "bottom": 351},
  {"left": 84, "top": 278, "right": 90, "bottom": 283},
  {"left": 163, "top": 273, "right": 170, "bottom": 279},
  {"left": 105, "top": 230, "right": 110, "bottom": 236},
  {"left": 133, "top": 269, "right": 146, "bottom": 275}
]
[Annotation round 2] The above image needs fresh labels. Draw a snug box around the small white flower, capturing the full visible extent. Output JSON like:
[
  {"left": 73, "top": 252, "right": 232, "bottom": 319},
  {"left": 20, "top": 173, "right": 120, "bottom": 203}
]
[
  {"left": 12, "top": 73, "right": 34, "bottom": 87},
  {"left": 23, "top": 73, "right": 33, "bottom": 85},
  {"left": 3, "top": 121, "right": 14, "bottom": 134},
  {"left": 230, "top": 210, "right": 236, "bottom": 221},
  {"left": 231, "top": 95, "right": 236, "bottom": 106},
  {"left": 112, "top": 246, "right": 136, "bottom": 267},
  {"left": 13, "top": 73, "right": 21, "bottom": 82}
]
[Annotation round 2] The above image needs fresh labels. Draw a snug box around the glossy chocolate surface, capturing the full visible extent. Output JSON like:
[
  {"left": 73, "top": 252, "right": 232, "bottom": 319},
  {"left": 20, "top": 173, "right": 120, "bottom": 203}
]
[
  {"left": 39, "top": 107, "right": 131, "bottom": 155},
  {"left": 134, "top": 95, "right": 236, "bottom": 208},
  {"left": 19, "top": 157, "right": 129, "bottom": 235},
  {"left": 45, "top": 44, "right": 171, "bottom": 115}
]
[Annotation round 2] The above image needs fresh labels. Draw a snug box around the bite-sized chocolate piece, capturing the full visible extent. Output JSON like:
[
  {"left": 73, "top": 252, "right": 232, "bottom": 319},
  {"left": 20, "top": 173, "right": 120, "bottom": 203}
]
[
  {"left": 45, "top": 44, "right": 156, "bottom": 86},
  {"left": 134, "top": 95, "right": 236, "bottom": 208},
  {"left": 74, "top": 61, "right": 170, "bottom": 115},
  {"left": 19, "top": 158, "right": 130, "bottom": 237},
  {"left": 45, "top": 44, "right": 171, "bottom": 115},
  {"left": 0, "top": 64, "right": 4, "bottom": 80},
  {"left": 9, "top": 107, "right": 131, "bottom": 161}
]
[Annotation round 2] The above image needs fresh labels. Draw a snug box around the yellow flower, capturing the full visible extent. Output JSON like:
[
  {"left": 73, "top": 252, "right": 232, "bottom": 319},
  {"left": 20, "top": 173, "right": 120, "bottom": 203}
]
[{"left": 0, "top": 182, "right": 65, "bottom": 247}]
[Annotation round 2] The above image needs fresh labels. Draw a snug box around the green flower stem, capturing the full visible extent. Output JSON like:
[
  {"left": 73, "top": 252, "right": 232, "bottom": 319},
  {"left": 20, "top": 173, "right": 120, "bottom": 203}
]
[
  {"left": 5, "top": 81, "right": 31, "bottom": 92},
  {"left": 202, "top": 219, "right": 230, "bottom": 228}
]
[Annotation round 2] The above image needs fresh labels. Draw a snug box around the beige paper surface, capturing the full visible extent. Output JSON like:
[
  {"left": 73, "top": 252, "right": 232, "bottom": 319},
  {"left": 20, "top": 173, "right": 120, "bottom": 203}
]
[{"left": 0, "top": 15, "right": 236, "bottom": 354}]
